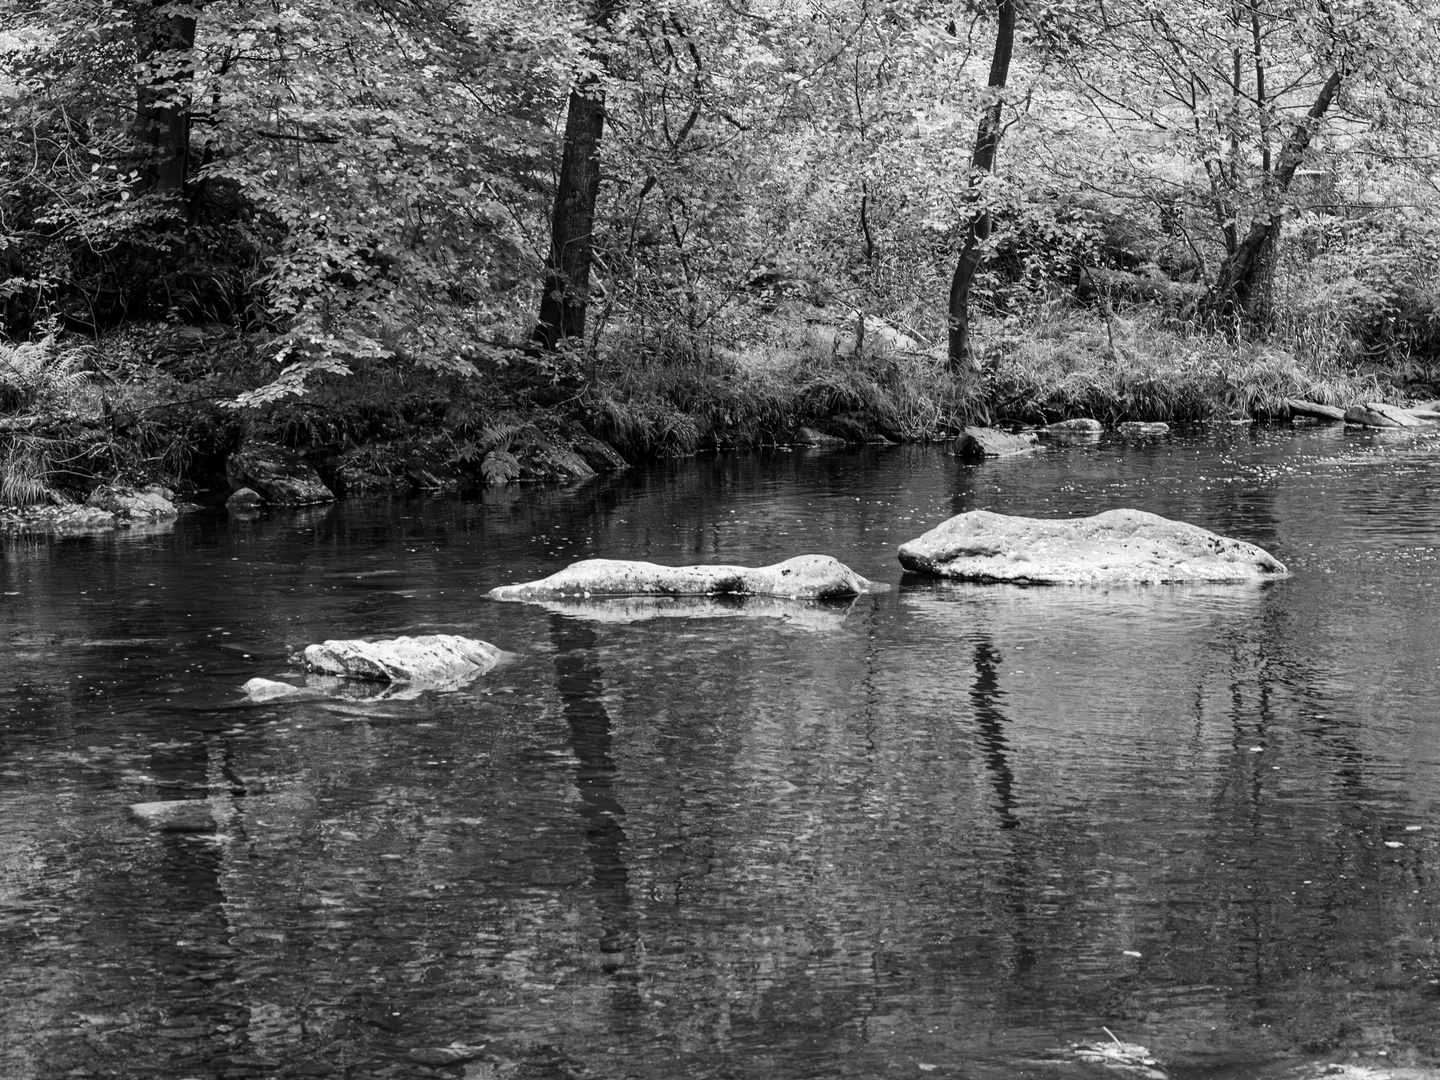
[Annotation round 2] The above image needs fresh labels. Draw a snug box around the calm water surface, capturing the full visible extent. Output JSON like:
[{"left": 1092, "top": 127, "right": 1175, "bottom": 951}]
[{"left": 3, "top": 424, "right": 1440, "bottom": 1080}]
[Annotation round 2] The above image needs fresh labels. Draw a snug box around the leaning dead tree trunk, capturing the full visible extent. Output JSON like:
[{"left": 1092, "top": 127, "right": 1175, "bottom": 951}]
[
  {"left": 947, "top": 0, "right": 1016, "bottom": 373},
  {"left": 534, "top": 0, "right": 622, "bottom": 351},
  {"left": 133, "top": 0, "right": 200, "bottom": 203},
  {"left": 1203, "top": 70, "right": 1342, "bottom": 330}
]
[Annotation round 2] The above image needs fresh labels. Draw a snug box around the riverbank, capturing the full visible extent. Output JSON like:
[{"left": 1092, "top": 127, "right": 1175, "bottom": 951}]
[{"left": 1, "top": 306, "right": 1432, "bottom": 523}]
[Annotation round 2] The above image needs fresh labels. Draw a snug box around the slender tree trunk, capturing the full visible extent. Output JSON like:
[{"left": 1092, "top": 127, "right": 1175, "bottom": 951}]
[
  {"left": 1203, "top": 69, "right": 1342, "bottom": 329},
  {"left": 134, "top": 0, "right": 200, "bottom": 203},
  {"left": 534, "top": 0, "right": 621, "bottom": 351},
  {"left": 947, "top": 0, "right": 1016, "bottom": 372},
  {"left": 534, "top": 81, "right": 607, "bottom": 350}
]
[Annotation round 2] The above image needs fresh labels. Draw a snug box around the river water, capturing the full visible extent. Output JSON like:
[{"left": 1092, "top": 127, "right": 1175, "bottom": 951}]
[{"left": 2, "top": 423, "right": 1439, "bottom": 1080}]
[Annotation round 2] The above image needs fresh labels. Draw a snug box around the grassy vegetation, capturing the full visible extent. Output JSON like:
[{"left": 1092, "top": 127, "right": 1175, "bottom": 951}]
[{"left": 1, "top": 286, "right": 1434, "bottom": 513}]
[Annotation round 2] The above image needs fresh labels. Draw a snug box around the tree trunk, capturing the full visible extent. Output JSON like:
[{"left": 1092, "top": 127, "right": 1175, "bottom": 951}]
[
  {"left": 134, "top": 0, "right": 199, "bottom": 202},
  {"left": 534, "top": 0, "right": 621, "bottom": 351},
  {"left": 1203, "top": 69, "right": 1342, "bottom": 329},
  {"left": 534, "top": 82, "right": 607, "bottom": 350},
  {"left": 947, "top": 0, "right": 1016, "bottom": 372}
]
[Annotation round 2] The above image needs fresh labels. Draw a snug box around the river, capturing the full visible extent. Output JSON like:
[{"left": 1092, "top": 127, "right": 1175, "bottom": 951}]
[{"left": 2, "top": 423, "right": 1439, "bottom": 1080}]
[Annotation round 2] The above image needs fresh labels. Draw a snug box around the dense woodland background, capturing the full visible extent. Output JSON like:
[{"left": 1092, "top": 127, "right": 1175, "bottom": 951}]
[{"left": 2, "top": 0, "right": 1439, "bottom": 502}]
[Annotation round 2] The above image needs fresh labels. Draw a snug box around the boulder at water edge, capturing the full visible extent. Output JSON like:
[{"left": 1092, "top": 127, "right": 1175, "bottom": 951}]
[
  {"left": 897, "top": 508, "right": 1288, "bottom": 584},
  {"left": 1286, "top": 398, "right": 1346, "bottom": 422},
  {"left": 490, "top": 554, "right": 886, "bottom": 601},
  {"left": 1344, "top": 402, "right": 1422, "bottom": 428},
  {"left": 85, "top": 484, "right": 180, "bottom": 521},
  {"left": 227, "top": 441, "right": 335, "bottom": 504},
  {"left": 1042, "top": 418, "right": 1104, "bottom": 434},
  {"left": 955, "top": 426, "right": 1038, "bottom": 460},
  {"left": 302, "top": 634, "right": 504, "bottom": 684}
]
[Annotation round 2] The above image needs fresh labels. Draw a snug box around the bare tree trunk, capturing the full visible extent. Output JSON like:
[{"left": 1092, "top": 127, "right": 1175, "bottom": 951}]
[
  {"left": 134, "top": 0, "right": 200, "bottom": 203},
  {"left": 534, "top": 0, "right": 621, "bottom": 351},
  {"left": 947, "top": 0, "right": 1016, "bottom": 372},
  {"left": 534, "top": 82, "right": 607, "bottom": 350},
  {"left": 1203, "top": 70, "right": 1341, "bottom": 329}
]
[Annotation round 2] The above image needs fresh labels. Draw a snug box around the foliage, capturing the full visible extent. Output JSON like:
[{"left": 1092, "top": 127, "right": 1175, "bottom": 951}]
[{"left": 3, "top": 0, "right": 1440, "bottom": 483}]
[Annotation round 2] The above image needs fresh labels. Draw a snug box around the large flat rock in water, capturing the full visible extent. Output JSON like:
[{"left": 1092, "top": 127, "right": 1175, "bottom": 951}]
[
  {"left": 302, "top": 634, "right": 503, "bottom": 684},
  {"left": 490, "top": 554, "right": 885, "bottom": 601},
  {"left": 897, "top": 508, "right": 1288, "bottom": 584}
]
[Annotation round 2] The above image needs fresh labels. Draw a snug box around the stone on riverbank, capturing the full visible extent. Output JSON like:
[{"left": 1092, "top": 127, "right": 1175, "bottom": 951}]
[
  {"left": 302, "top": 634, "right": 503, "bottom": 684},
  {"left": 956, "top": 427, "right": 1038, "bottom": 460},
  {"left": 227, "top": 441, "right": 335, "bottom": 504},
  {"left": 794, "top": 426, "right": 848, "bottom": 447},
  {"left": 85, "top": 484, "right": 180, "bottom": 521},
  {"left": 1344, "top": 402, "right": 1421, "bottom": 428},
  {"left": 490, "top": 554, "right": 886, "bottom": 601},
  {"left": 897, "top": 508, "right": 1288, "bottom": 584},
  {"left": 1116, "top": 421, "right": 1171, "bottom": 436},
  {"left": 1286, "top": 398, "right": 1347, "bottom": 422},
  {"left": 1043, "top": 418, "right": 1104, "bottom": 433}
]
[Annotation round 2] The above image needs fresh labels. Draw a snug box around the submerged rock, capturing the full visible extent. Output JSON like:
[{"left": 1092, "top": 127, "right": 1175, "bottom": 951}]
[
  {"left": 302, "top": 633, "right": 503, "bottom": 684},
  {"left": 241, "top": 677, "right": 315, "bottom": 701},
  {"left": 128, "top": 800, "right": 214, "bottom": 833},
  {"left": 897, "top": 508, "right": 1288, "bottom": 584},
  {"left": 956, "top": 426, "right": 1038, "bottom": 460},
  {"left": 226, "top": 486, "right": 263, "bottom": 512},
  {"left": 1344, "top": 402, "right": 1421, "bottom": 428},
  {"left": 490, "top": 554, "right": 886, "bottom": 601},
  {"left": 227, "top": 441, "right": 335, "bottom": 504}
]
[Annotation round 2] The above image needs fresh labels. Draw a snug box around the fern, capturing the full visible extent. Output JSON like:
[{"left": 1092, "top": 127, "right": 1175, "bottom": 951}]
[
  {"left": 0, "top": 337, "right": 90, "bottom": 415},
  {"left": 480, "top": 448, "right": 521, "bottom": 486}
]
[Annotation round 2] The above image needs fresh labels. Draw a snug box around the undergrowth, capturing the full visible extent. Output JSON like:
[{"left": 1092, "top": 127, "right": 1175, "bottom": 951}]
[{"left": 976, "top": 305, "right": 1388, "bottom": 424}]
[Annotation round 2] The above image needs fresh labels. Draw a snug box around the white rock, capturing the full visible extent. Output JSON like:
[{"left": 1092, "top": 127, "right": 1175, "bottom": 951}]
[
  {"left": 898, "top": 508, "right": 1288, "bottom": 584},
  {"left": 490, "top": 554, "right": 886, "bottom": 602},
  {"left": 302, "top": 634, "right": 503, "bottom": 684}
]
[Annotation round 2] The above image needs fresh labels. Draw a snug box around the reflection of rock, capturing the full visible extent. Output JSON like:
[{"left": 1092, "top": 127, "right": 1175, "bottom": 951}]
[
  {"left": 241, "top": 673, "right": 453, "bottom": 702},
  {"left": 302, "top": 634, "right": 503, "bottom": 684},
  {"left": 491, "top": 554, "right": 886, "bottom": 601},
  {"left": 127, "top": 800, "right": 214, "bottom": 833},
  {"left": 898, "top": 508, "right": 1288, "bottom": 584},
  {"left": 227, "top": 441, "right": 335, "bottom": 504},
  {"left": 956, "top": 427, "right": 1038, "bottom": 459},
  {"left": 529, "top": 593, "right": 857, "bottom": 631}
]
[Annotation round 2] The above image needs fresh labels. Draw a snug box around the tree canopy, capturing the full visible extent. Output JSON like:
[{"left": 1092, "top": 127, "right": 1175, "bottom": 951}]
[{"left": 3, "top": 0, "right": 1439, "bottom": 399}]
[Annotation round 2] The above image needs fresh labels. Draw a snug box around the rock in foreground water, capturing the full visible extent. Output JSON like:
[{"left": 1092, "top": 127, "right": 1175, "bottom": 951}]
[
  {"left": 490, "top": 554, "right": 885, "bottom": 601},
  {"left": 898, "top": 508, "right": 1288, "bottom": 584},
  {"left": 302, "top": 634, "right": 503, "bottom": 684}
]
